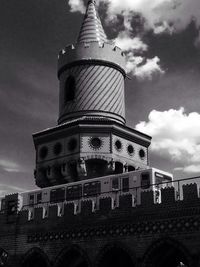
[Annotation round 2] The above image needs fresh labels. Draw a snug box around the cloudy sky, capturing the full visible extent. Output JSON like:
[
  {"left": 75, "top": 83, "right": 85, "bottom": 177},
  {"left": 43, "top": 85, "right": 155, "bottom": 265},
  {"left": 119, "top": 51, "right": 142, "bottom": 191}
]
[{"left": 0, "top": 0, "right": 200, "bottom": 196}]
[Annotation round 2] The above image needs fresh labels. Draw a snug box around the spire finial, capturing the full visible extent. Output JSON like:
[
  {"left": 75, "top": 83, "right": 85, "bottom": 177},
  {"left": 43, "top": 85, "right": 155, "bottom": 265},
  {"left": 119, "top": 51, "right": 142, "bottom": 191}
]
[{"left": 77, "top": 0, "right": 107, "bottom": 44}]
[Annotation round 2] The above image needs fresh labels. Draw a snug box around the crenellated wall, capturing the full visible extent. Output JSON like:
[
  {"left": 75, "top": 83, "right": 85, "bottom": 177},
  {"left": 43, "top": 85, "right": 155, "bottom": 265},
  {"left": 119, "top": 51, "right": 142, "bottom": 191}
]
[
  {"left": 58, "top": 42, "right": 126, "bottom": 77},
  {"left": 2, "top": 183, "right": 199, "bottom": 223},
  {"left": 0, "top": 183, "right": 200, "bottom": 266}
]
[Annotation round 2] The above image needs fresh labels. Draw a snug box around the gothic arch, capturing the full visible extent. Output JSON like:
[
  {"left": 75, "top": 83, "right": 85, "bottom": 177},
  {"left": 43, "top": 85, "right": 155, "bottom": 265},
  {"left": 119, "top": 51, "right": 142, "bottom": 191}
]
[
  {"left": 54, "top": 244, "right": 91, "bottom": 267},
  {"left": 142, "top": 237, "right": 192, "bottom": 267},
  {"left": 21, "top": 247, "right": 50, "bottom": 267},
  {"left": 95, "top": 242, "right": 136, "bottom": 267}
]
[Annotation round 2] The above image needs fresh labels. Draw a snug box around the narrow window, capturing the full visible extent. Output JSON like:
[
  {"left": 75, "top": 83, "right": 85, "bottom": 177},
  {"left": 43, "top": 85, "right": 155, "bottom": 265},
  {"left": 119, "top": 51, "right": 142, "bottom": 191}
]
[
  {"left": 64, "top": 75, "right": 75, "bottom": 102},
  {"left": 29, "top": 194, "right": 34, "bottom": 205},
  {"left": 141, "top": 172, "right": 150, "bottom": 189},
  {"left": 122, "top": 177, "right": 129, "bottom": 192},
  {"left": 112, "top": 178, "right": 119, "bottom": 191},
  {"left": 36, "top": 193, "right": 42, "bottom": 204}
]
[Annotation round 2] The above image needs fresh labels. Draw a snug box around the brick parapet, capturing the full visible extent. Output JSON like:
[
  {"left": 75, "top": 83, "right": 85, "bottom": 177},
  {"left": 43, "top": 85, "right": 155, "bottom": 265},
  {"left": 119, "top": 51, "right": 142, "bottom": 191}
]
[
  {"left": 1, "top": 183, "right": 200, "bottom": 226},
  {"left": 0, "top": 196, "right": 200, "bottom": 267}
]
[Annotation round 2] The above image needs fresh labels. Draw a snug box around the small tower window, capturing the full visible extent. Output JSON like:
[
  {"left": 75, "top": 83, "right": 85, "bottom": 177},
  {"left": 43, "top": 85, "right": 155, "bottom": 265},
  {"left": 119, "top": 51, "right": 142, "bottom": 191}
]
[{"left": 64, "top": 75, "right": 75, "bottom": 102}]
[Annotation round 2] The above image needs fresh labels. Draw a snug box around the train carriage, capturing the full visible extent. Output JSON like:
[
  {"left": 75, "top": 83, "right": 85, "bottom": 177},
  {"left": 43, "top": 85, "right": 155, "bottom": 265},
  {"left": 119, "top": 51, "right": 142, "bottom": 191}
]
[{"left": 17, "top": 167, "right": 173, "bottom": 219}]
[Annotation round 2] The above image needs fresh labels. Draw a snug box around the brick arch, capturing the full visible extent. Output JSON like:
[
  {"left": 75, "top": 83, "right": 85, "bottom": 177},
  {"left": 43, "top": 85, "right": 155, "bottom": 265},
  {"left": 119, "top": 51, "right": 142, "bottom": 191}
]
[
  {"left": 142, "top": 237, "right": 192, "bottom": 267},
  {"left": 54, "top": 244, "right": 91, "bottom": 267},
  {"left": 95, "top": 242, "right": 137, "bottom": 267},
  {"left": 21, "top": 247, "right": 50, "bottom": 267}
]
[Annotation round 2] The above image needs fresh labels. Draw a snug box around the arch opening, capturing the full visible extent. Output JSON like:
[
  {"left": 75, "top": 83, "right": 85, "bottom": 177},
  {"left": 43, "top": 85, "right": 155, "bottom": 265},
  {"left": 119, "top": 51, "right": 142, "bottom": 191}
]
[
  {"left": 86, "top": 159, "right": 107, "bottom": 178},
  {"left": 98, "top": 247, "right": 135, "bottom": 267},
  {"left": 144, "top": 241, "right": 190, "bottom": 267},
  {"left": 128, "top": 165, "right": 135, "bottom": 172},
  {"left": 114, "top": 162, "right": 124, "bottom": 174},
  {"left": 22, "top": 250, "right": 48, "bottom": 267},
  {"left": 55, "top": 248, "right": 89, "bottom": 267}
]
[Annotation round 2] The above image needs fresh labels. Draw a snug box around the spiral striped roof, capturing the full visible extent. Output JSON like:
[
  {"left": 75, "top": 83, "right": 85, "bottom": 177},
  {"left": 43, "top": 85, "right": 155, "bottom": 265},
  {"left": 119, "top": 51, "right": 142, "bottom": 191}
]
[{"left": 77, "top": 0, "right": 108, "bottom": 44}]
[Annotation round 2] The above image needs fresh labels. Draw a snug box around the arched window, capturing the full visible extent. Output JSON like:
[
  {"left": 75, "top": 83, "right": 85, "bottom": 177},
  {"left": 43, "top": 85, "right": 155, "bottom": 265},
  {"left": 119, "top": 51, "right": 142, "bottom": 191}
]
[
  {"left": 98, "top": 246, "right": 135, "bottom": 267},
  {"left": 22, "top": 248, "right": 49, "bottom": 267},
  {"left": 55, "top": 247, "right": 89, "bottom": 267},
  {"left": 64, "top": 75, "right": 75, "bottom": 102}
]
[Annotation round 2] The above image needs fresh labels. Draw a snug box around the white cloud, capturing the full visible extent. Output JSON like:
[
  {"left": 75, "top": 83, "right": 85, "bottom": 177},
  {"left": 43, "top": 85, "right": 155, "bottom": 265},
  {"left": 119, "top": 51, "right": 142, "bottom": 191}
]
[
  {"left": 115, "top": 34, "right": 148, "bottom": 52},
  {"left": 102, "top": 0, "right": 200, "bottom": 34},
  {"left": 114, "top": 32, "right": 163, "bottom": 79},
  {"left": 0, "top": 159, "right": 23, "bottom": 173},
  {"left": 68, "top": 0, "right": 85, "bottom": 14},
  {"left": 133, "top": 56, "right": 164, "bottom": 80},
  {"left": 135, "top": 107, "right": 200, "bottom": 173},
  {"left": 125, "top": 53, "right": 164, "bottom": 79},
  {"left": 175, "top": 165, "right": 200, "bottom": 174}
]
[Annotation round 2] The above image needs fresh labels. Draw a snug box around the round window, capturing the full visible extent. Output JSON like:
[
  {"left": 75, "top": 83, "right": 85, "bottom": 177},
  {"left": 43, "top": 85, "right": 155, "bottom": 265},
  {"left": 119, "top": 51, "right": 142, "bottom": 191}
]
[
  {"left": 53, "top": 142, "right": 62, "bottom": 155},
  {"left": 39, "top": 146, "right": 48, "bottom": 159},
  {"left": 127, "top": 145, "right": 134, "bottom": 155},
  {"left": 115, "top": 140, "right": 122, "bottom": 151},
  {"left": 139, "top": 149, "right": 145, "bottom": 159},
  {"left": 68, "top": 138, "right": 77, "bottom": 151},
  {"left": 89, "top": 137, "right": 102, "bottom": 149}
]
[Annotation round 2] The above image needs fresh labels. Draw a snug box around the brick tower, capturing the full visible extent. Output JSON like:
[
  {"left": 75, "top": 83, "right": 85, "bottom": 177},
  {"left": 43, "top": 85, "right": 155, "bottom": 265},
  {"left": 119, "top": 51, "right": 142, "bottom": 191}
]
[{"left": 33, "top": 0, "right": 151, "bottom": 188}]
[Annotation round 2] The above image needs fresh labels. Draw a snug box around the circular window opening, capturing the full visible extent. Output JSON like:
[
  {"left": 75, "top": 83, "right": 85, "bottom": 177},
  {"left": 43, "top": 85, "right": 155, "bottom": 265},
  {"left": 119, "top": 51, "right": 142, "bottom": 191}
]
[
  {"left": 127, "top": 145, "right": 134, "bottom": 155},
  {"left": 139, "top": 149, "right": 145, "bottom": 159},
  {"left": 90, "top": 137, "right": 102, "bottom": 149},
  {"left": 39, "top": 146, "right": 48, "bottom": 159},
  {"left": 68, "top": 138, "right": 77, "bottom": 151},
  {"left": 53, "top": 142, "right": 62, "bottom": 155},
  {"left": 115, "top": 140, "right": 122, "bottom": 151}
]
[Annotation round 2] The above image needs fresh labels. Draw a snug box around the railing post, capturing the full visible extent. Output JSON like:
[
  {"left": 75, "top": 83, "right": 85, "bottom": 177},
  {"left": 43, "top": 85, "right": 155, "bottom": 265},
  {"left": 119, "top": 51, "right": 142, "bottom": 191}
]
[{"left": 177, "top": 180, "right": 180, "bottom": 200}]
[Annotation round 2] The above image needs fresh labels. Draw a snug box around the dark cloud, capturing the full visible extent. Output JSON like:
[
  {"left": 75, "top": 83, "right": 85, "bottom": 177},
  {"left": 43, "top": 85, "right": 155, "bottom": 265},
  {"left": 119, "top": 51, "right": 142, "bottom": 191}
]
[{"left": 145, "top": 21, "right": 200, "bottom": 70}]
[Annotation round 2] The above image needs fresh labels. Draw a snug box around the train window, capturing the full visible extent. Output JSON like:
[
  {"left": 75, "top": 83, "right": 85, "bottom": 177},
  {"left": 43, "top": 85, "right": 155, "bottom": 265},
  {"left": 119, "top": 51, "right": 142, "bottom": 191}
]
[
  {"left": 66, "top": 184, "right": 82, "bottom": 201},
  {"left": 50, "top": 187, "right": 65, "bottom": 203},
  {"left": 155, "top": 172, "right": 172, "bottom": 182},
  {"left": 7, "top": 200, "right": 16, "bottom": 215},
  {"left": 83, "top": 181, "right": 101, "bottom": 197},
  {"left": 0, "top": 199, "right": 5, "bottom": 211},
  {"left": 112, "top": 178, "right": 119, "bottom": 191},
  {"left": 122, "top": 177, "right": 129, "bottom": 192},
  {"left": 29, "top": 194, "right": 34, "bottom": 205},
  {"left": 36, "top": 193, "right": 42, "bottom": 204},
  {"left": 141, "top": 173, "right": 150, "bottom": 189}
]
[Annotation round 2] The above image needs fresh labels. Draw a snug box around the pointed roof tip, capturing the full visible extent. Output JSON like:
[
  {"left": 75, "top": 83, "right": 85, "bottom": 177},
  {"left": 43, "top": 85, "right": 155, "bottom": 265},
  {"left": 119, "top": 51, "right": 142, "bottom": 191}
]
[
  {"left": 77, "top": 0, "right": 108, "bottom": 44},
  {"left": 87, "top": 0, "right": 97, "bottom": 6}
]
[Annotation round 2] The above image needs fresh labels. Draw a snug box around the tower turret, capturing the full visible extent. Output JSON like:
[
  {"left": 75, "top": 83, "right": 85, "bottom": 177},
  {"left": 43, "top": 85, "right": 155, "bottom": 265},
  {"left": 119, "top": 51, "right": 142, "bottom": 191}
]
[
  {"left": 57, "top": 0, "right": 126, "bottom": 125},
  {"left": 33, "top": 0, "right": 151, "bottom": 188}
]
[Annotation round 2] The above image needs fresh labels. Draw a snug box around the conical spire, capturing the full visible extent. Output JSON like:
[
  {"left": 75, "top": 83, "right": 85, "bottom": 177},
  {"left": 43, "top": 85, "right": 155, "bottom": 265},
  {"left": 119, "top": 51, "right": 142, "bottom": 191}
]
[{"left": 77, "top": 0, "right": 108, "bottom": 44}]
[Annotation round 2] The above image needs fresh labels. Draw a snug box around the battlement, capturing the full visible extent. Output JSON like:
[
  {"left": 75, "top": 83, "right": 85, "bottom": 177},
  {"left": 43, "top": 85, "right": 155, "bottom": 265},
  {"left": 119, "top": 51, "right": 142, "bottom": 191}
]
[
  {"left": 58, "top": 42, "right": 126, "bottom": 77},
  {"left": 1, "top": 182, "right": 200, "bottom": 224}
]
